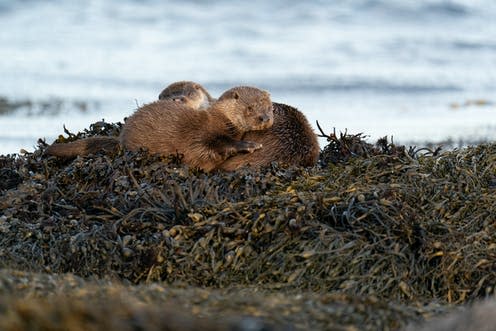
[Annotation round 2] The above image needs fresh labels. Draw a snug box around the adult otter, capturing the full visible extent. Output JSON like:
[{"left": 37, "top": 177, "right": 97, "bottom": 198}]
[
  {"left": 216, "top": 102, "right": 319, "bottom": 171},
  {"left": 45, "top": 86, "right": 274, "bottom": 172},
  {"left": 158, "top": 81, "right": 215, "bottom": 110},
  {"left": 158, "top": 82, "right": 320, "bottom": 170}
]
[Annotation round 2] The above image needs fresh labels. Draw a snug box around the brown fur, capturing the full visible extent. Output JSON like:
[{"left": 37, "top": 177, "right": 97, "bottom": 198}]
[
  {"left": 158, "top": 81, "right": 215, "bottom": 110},
  {"left": 217, "top": 102, "right": 319, "bottom": 171},
  {"left": 44, "top": 81, "right": 215, "bottom": 159},
  {"left": 44, "top": 86, "right": 273, "bottom": 170},
  {"left": 158, "top": 83, "right": 319, "bottom": 170},
  {"left": 44, "top": 136, "right": 119, "bottom": 158},
  {"left": 121, "top": 86, "right": 273, "bottom": 171}
]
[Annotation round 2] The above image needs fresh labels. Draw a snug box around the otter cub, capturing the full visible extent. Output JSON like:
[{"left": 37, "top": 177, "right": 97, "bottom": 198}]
[
  {"left": 45, "top": 86, "right": 274, "bottom": 172},
  {"left": 158, "top": 82, "right": 319, "bottom": 170},
  {"left": 158, "top": 81, "right": 215, "bottom": 110},
  {"left": 121, "top": 86, "right": 273, "bottom": 171}
]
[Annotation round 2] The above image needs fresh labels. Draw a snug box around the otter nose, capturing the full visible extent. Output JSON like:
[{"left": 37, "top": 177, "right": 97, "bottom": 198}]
[{"left": 259, "top": 114, "right": 271, "bottom": 123}]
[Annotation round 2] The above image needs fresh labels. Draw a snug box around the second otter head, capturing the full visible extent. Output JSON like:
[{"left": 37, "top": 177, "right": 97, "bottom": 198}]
[
  {"left": 217, "top": 86, "right": 274, "bottom": 132},
  {"left": 158, "top": 81, "right": 214, "bottom": 110}
]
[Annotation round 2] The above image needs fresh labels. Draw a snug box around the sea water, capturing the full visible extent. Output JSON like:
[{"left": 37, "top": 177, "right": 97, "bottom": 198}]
[{"left": 0, "top": 0, "right": 495, "bottom": 154}]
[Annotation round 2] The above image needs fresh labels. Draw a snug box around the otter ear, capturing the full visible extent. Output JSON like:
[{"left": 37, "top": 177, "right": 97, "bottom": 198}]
[
  {"left": 158, "top": 91, "right": 166, "bottom": 100},
  {"left": 232, "top": 91, "right": 240, "bottom": 100}
]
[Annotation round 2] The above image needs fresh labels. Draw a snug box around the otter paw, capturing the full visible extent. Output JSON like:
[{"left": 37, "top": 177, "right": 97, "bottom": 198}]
[{"left": 237, "top": 141, "right": 262, "bottom": 154}]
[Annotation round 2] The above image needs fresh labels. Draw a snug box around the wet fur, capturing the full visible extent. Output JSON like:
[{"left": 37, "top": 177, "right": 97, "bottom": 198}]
[
  {"left": 45, "top": 86, "right": 273, "bottom": 172},
  {"left": 158, "top": 81, "right": 215, "bottom": 110},
  {"left": 157, "top": 82, "right": 319, "bottom": 170},
  {"left": 120, "top": 100, "right": 259, "bottom": 172},
  {"left": 217, "top": 102, "right": 319, "bottom": 171},
  {"left": 44, "top": 136, "right": 119, "bottom": 158}
]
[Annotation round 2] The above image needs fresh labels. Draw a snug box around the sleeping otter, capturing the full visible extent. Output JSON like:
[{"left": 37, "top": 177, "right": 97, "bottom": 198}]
[{"left": 158, "top": 80, "right": 215, "bottom": 110}]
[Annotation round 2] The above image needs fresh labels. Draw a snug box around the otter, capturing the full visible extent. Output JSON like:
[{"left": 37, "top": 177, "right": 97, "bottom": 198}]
[
  {"left": 45, "top": 81, "right": 213, "bottom": 158},
  {"left": 45, "top": 86, "right": 274, "bottom": 172},
  {"left": 157, "top": 82, "right": 319, "bottom": 170},
  {"left": 217, "top": 102, "right": 319, "bottom": 171},
  {"left": 121, "top": 86, "right": 273, "bottom": 171},
  {"left": 158, "top": 81, "right": 215, "bottom": 110}
]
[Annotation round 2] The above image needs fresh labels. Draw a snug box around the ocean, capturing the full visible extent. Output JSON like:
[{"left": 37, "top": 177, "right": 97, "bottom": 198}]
[{"left": 0, "top": 0, "right": 495, "bottom": 155}]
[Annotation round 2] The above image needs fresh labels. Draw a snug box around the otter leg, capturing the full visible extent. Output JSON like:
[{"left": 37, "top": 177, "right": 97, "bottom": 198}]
[
  {"left": 210, "top": 139, "right": 262, "bottom": 158},
  {"left": 219, "top": 140, "right": 262, "bottom": 157},
  {"left": 231, "top": 140, "right": 262, "bottom": 154}
]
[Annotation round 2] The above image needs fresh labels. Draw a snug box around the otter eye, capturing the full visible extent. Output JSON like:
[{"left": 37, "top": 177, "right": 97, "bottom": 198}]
[
  {"left": 247, "top": 106, "right": 253, "bottom": 112},
  {"left": 173, "top": 97, "right": 186, "bottom": 103}
]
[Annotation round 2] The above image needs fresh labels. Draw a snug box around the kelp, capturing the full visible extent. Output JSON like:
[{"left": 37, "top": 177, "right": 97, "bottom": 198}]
[{"left": 0, "top": 120, "right": 495, "bottom": 330}]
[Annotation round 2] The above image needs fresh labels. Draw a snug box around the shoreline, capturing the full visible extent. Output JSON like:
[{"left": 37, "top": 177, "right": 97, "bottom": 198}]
[{"left": 1, "top": 122, "right": 495, "bottom": 330}]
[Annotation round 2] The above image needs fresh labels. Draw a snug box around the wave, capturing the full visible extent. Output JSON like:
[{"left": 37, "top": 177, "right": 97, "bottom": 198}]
[{"left": 206, "top": 78, "right": 463, "bottom": 95}]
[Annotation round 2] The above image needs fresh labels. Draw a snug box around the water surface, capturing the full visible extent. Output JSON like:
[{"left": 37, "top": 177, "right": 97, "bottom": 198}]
[{"left": 1, "top": 0, "right": 495, "bottom": 154}]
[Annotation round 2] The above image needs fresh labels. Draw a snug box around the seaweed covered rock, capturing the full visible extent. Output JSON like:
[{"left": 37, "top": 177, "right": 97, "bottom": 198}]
[
  {"left": 404, "top": 298, "right": 496, "bottom": 331},
  {"left": 0, "top": 269, "right": 433, "bottom": 331},
  {"left": 1, "top": 120, "right": 495, "bottom": 330}
]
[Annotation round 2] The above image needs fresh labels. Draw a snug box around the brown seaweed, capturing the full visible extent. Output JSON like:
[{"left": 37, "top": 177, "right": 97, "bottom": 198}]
[{"left": 1, "top": 119, "right": 495, "bottom": 330}]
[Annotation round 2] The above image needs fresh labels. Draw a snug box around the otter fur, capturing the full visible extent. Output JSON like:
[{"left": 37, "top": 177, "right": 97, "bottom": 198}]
[
  {"left": 121, "top": 86, "right": 273, "bottom": 171},
  {"left": 159, "top": 82, "right": 319, "bottom": 170},
  {"left": 217, "top": 102, "right": 319, "bottom": 171},
  {"left": 158, "top": 81, "right": 215, "bottom": 110},
  {"left": 45, "top": 86, "right": 274, "bottom": 172},
  {"left": 45, "top": 81, "right": 215, "bottom": 159}
]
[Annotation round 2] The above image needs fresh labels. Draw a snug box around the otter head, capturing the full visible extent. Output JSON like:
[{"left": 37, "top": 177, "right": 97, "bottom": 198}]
[
  {"left": 158, "top": 81, "right": 214, "bottom": 110},
  {"left": 217, "top": 86, "right": 274, "bottom": 132}
]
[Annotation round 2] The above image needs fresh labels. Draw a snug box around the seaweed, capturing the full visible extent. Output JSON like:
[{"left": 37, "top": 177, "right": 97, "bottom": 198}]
[{"left": 0, "top": 119, "right": 495, "bottom": 330}]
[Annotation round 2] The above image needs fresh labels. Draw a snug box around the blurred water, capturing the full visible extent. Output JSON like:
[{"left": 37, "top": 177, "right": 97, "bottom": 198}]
[{"left": 0, "top": 0, "right": 495, "bottom": 154}]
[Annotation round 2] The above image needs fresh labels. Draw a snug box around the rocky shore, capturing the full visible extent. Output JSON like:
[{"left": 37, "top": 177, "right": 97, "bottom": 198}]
[{"left": 0, "top": 121, "right": 494, "bottom": 330}]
